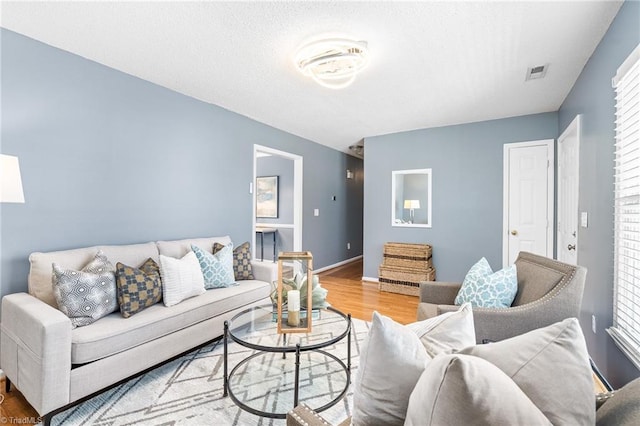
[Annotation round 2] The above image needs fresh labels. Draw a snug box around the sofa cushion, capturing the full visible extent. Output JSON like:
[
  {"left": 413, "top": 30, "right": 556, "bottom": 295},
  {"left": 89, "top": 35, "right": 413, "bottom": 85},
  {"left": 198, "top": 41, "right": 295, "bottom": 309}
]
[
  {"left": 458, "top": 317, "right": 595, "bottom": 425},
  {"left": 115, "top": 258, "right": 162, "bottom": 318},
  {"left": 159, "top": 252, "right": 206, "bottom": 307},
  {"left": 156, "top": 236, "right": 231, "bottom": 259},
  {"left": 404, "top": 354, "right": 551, "bottom": 426},
  {"left": 29, "top": 242, "right": 159, "bottom": 308},
  {"left": 70, "top": 279, "right": 270, "bottom": 364},
  {"left": 214, "top": 241, "right": 255, "bottom": 281}
]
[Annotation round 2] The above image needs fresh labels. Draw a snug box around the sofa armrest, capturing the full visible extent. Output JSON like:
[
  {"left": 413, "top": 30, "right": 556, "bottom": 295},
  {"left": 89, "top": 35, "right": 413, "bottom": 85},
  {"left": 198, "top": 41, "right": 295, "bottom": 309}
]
[
  {"left": 251, "top": 260, "right": 278, "bottom": 284},
  {"left": 1, "top": 293, "right": 72, "bottom": 415},
  {"left": 419, "top": 281, "right": 461, "bottom": 304}
]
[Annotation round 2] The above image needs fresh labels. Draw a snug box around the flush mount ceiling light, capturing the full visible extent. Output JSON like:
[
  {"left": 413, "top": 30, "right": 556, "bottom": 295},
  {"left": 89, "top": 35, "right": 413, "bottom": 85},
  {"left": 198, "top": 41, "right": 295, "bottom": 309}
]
[{"left": 295, "top": 37, "right": 369, "bottom": 89}]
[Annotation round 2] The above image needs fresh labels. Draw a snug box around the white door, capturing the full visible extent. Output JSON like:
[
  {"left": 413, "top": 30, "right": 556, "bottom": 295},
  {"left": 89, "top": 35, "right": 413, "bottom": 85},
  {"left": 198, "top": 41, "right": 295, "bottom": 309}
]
[
  {"left": 557, "top": 116, "right": 581, "bottom": 264},
  {"left": 503, "top": 140, "right": 554, "bottom": 266}
]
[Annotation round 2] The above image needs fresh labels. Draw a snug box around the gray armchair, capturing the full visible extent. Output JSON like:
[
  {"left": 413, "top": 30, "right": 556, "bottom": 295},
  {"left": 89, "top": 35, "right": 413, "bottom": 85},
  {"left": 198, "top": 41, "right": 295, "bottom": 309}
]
[{"left": 417, "top": 251, "right": 587, "bottom": 343}]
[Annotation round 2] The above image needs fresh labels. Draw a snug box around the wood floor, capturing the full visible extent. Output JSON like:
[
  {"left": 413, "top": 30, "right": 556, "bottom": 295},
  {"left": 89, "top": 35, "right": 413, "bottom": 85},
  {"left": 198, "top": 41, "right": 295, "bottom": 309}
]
[
  {"left": 320, "top": 259, "right": 418, "bottom": 324},
  {"left": 0, "top": 258, "right": 416, "bottom": 423}
]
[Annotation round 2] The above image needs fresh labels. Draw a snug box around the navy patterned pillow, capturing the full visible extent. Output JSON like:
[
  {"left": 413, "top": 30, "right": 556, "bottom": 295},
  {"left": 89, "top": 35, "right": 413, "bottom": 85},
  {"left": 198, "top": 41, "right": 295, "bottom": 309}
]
[
  {"left": 115, "top": 258, "right": 162, "bottom": 318},
  {"left": 52, "top": 250, "right": 117, "bottom": 328},
  {"left": 213, "top": 241, "right": 254, "bottom": 280}
]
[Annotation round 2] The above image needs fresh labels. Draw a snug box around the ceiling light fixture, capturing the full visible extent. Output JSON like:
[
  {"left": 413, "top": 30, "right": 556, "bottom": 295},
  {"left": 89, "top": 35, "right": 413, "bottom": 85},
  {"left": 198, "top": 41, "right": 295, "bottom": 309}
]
[{"left": 295, "top": 37, "right": 369, "bottom": 89}]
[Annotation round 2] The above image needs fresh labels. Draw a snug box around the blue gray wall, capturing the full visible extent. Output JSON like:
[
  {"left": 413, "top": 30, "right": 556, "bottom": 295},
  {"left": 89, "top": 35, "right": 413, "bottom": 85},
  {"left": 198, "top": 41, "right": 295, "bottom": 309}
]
[
  {"left": 558, "top": 0, "right": 640, "bottom": 387},
  {"left": 363, "top": 112, "right": 558, "bottom": 280},
  {"left": 0, "top": 29, "right": 364, "bottom": 300}
]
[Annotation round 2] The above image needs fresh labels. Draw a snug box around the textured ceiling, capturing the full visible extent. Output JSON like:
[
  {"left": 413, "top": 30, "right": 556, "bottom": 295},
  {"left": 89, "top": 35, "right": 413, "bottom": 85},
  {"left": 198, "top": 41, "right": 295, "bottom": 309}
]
[{"left": 0, "top": 1, "right": 623, "bottom": 154}]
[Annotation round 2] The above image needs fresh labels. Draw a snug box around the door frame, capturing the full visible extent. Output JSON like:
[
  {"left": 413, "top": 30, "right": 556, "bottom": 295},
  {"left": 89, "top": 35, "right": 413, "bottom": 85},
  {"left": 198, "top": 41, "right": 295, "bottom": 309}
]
[
  {"left": 502, "top": 139, "right": 555, "bottom": 266},
  {"left": 556, "top": 115, "right": 581, "bottom": 263},
  {"left": 253, "top": 144, "right": 303, "bottom": 257}
]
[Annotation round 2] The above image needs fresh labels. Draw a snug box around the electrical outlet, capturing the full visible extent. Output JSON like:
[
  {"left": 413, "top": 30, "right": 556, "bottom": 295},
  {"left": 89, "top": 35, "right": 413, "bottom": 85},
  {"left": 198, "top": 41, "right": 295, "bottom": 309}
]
[
  {"left": 314, "top": 209, "right": 319, "bottom": 216},
  {"left": 592, "top": 315, "right": 597, "bottom": 334},
  {"left": 347, "top": 242, "right": 351, "bottom": 250}
]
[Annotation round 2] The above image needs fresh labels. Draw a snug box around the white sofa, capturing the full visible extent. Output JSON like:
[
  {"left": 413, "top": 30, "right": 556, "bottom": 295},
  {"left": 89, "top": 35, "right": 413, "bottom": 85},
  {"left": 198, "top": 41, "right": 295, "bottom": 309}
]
[{"left": 0, "top": 236, "right": 276, "bottom": 425}]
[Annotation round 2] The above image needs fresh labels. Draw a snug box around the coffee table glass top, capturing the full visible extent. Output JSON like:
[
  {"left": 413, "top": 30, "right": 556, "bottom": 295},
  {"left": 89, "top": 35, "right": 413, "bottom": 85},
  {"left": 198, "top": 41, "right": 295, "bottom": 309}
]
[
  {"left": 225, "top": 304, "right": 352, "bottom": 417},
  {"left": 227, "top": 304, "right": 350, "bottom": 351}
]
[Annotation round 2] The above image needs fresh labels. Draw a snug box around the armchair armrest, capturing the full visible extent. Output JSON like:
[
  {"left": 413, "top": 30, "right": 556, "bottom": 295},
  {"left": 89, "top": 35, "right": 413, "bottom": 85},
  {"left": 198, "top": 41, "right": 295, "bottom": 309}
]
[
  {"left": 1, "top": 293, "right": 72, "bottom": 415},
  {"left": 470, "top": 302, "right": 581, "bottom": 343},
  {"left": 419, "top": 281, "right": 461, "bottom": 304},
  {"left": 251, "top": 260, "right": 278, "bottom": 284}
]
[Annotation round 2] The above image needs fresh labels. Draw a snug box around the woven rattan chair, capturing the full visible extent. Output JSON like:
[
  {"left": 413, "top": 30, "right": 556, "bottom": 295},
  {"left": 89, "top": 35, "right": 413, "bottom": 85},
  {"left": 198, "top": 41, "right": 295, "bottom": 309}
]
[{"left": 417, "top": 251, "right": 587, "bottom": 343}]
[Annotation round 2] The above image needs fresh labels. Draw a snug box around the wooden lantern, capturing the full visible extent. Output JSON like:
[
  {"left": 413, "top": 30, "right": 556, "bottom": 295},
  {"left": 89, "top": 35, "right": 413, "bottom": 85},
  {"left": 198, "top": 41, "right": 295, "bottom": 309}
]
[{"left": 276, "top": 251, "right": 313, "bottom": 334}]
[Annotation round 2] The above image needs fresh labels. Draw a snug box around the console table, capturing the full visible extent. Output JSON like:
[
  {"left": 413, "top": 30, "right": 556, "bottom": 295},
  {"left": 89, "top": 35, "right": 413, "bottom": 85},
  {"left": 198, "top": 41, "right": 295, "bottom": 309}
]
[{"left": 255, "top": 227, "right": 277, "bottom": 262}]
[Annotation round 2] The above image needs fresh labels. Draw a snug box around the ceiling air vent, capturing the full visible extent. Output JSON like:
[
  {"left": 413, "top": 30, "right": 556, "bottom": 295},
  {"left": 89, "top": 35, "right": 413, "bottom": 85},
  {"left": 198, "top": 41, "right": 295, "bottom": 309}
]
[{"left": 526, "top": 64, "right": 548, "bottom": 81}]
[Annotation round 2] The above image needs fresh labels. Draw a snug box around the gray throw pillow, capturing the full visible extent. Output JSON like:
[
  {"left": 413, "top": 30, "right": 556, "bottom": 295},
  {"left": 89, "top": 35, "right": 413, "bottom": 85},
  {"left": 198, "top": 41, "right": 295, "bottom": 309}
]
[
  {"left": 596, "top": 377, "right": 640, "bottom": 426},
  {"left": 52, "top": 250, "right": 118, "bottom": 328},
  {"left": 458, "top": 317, "right": 595, "bottom": 425},
  {"left": 405, "top": 354, "right": 552, "bottom": 426},
  {"left": 352, "top": 304, "right": 476, "bottom": 426}
]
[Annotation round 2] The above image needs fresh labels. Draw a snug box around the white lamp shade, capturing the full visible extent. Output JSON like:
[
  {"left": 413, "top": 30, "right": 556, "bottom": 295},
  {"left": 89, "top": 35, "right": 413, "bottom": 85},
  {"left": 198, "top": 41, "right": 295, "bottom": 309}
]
[
  {"left": 403, "top": 199, "right": 420, "bottom": 209},
  {"left": 1, "top": 154, "right": 25, "bottom": 203}
]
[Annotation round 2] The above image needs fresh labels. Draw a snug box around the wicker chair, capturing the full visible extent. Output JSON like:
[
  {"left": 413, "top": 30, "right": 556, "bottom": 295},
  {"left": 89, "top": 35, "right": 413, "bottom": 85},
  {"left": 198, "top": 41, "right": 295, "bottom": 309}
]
[{"left": 417, "top": 251, "right": 587, "bottom": 343}]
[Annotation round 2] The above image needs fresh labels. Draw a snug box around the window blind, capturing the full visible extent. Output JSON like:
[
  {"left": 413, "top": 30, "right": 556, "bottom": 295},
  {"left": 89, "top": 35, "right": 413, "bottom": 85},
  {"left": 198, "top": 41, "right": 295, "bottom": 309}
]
[{"left": 610, "top": 43, "right": 640, "bottom": 370}]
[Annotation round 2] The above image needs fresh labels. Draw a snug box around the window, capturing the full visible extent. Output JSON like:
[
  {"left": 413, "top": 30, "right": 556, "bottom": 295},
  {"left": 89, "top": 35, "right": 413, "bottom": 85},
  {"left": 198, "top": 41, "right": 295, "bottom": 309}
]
[{"left": 610, "top": 43, "right": 640, "bottom": 370}]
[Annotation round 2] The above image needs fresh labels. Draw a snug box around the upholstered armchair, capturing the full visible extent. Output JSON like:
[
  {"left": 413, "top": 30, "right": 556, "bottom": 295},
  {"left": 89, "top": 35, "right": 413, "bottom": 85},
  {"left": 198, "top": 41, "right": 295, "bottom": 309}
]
[{"left": 417, "top": 251, "right": 587, "bottom": 343}]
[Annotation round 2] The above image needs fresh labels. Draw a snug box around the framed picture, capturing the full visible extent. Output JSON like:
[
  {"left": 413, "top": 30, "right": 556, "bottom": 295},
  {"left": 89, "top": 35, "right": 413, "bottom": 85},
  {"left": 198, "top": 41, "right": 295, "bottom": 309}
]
[{"left": 256, "top": 176, "right": 279, "bottom": 218}]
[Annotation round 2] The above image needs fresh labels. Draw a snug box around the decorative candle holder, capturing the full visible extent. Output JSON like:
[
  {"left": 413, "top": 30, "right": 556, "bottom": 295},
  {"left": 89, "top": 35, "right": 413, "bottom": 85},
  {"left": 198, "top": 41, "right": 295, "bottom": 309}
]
[{"left": 277, "top": 251, "right": 313, "bottom": 334}]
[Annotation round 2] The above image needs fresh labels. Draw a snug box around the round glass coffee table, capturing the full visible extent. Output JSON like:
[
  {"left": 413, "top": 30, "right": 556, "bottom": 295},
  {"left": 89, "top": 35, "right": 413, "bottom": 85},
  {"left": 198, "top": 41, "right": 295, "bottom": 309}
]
[{"left": 223, "top": 304, "right": 352, "bottom": 419}]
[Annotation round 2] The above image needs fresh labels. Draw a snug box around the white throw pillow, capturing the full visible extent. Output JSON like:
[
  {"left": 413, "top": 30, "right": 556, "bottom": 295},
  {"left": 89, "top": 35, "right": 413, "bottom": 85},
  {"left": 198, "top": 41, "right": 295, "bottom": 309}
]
[
  {"left": 352, "top": 312, "right": 428, "bottom": 426},
  {"left": 407, "top": 302, "right": 476, "bottom": 357},
  {"left": 458, "top": 317, "right": 595, "bottom": 425},
  {"left": 405, "top": 354, "right": 551, "bottom": 426},
  {"left": 159, "top": 252, "right": 206, "bottom": 307},
  {"left": 352, "top": 304, "right": 476, "bottom": 426}
]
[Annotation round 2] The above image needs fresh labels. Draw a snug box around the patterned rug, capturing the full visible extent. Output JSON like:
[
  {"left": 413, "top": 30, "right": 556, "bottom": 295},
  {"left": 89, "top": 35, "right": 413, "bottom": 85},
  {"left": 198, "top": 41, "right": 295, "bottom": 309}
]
[{"left": 49, "top": 317, "right": 370, "bottom": 426}]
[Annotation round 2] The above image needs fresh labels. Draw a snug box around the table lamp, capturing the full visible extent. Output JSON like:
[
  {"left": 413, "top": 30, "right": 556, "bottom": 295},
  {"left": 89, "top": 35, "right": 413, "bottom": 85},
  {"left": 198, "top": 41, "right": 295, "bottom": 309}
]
[{"left": 403, "top": 199, "right": 420, "bottom": 223}]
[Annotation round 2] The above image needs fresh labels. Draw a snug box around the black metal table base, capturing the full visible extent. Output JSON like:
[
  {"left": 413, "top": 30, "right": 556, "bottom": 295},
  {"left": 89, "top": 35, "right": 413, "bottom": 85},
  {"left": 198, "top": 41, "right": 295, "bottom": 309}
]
[{"left": 222, "top": 311, "right": 352, "bottom": 419}]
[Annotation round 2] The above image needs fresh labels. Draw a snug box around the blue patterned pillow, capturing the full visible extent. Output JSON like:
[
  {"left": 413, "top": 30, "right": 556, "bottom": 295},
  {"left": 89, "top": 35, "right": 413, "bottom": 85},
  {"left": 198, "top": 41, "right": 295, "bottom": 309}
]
[
  {"left": 455, "top": 258, "right": 518, "bottom": 308},
  {"left": 191, "top": 244, "right": 237, "bottom": 289}
]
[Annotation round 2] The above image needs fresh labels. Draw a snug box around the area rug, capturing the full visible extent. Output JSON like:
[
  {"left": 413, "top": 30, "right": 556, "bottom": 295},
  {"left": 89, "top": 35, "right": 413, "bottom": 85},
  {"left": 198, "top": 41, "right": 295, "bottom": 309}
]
[{"left": 49, "top": 317, "right": 370, "bottom": 426}]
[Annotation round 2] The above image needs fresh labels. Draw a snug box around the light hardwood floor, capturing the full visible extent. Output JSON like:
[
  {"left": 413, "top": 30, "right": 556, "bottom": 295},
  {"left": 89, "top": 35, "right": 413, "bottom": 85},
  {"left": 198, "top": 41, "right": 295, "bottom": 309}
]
[{"left": 0, "top": 258, "right": 416, "bottom": 423}]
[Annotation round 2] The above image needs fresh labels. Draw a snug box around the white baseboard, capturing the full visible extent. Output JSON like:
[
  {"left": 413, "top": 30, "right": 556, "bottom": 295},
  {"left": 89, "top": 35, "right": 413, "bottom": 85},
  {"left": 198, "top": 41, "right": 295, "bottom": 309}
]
[
  {"left": 315, "top": 255, "right": 363, "bottom": 273},
  {"left": 362, "top": 276, "right": 379, "bottom": 282}
]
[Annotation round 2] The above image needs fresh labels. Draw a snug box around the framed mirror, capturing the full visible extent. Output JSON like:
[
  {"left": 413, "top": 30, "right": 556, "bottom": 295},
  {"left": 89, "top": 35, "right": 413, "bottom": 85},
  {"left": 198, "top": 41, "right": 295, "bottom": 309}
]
[{"left": 392, "top": 169, "right": 432, "bottom": 228}]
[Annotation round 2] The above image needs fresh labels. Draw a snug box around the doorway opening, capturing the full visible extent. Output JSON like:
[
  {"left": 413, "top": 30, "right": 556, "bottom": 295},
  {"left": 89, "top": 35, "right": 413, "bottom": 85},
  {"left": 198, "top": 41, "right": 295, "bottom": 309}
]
[
  {"left": 253, "top": 145, "right": 303, "bottom": 262},
  {"left": 557, "top": 115, "right": 581, "bottom": 264}
]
